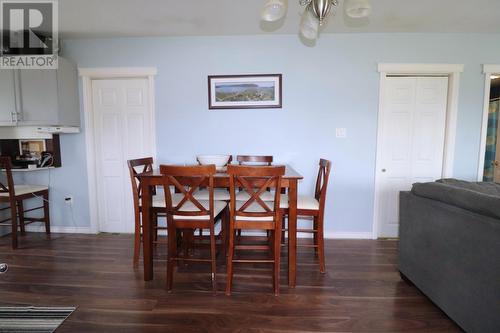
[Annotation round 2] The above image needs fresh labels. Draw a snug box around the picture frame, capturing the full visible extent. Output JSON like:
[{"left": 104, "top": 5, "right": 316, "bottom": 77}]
[{"left": 208, "top": 74, "right": 282, "bottom": 109}]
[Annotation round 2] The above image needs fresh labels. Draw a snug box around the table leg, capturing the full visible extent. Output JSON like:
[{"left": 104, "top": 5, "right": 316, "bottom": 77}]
[
  {"left": 142, "top": 181, "right": 153, "bottom": 281},
  {"left": 288, "top": 179, "right": 297, "bottom": 288}
]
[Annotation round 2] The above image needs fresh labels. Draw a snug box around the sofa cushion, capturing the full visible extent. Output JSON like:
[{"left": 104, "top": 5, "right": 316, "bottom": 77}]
[
  {"left": 411, "top": 181, "right": 500, "bottom": 220},
  {"left": 437, "top": 178, "right": 500, "bottom": 196}
]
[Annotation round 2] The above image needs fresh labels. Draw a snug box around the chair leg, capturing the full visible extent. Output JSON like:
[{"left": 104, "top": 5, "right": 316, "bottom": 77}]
[
  {"left": 225, "top": 222, "right": 235, "bottom": 296},
  {"left": 133, "top": 213, "right": 141, "bottom": 267},
  {"left": 10, "top": 204, "right": 18, "bottom": 249},
  {"left": 166, "top": 223, "right": 177, "bottom": 292},
  {"left": 274, "top": 220, "right": 282, "bottom": 296},
  {"left": 281, "top": 216, "right": 286, "bottom": 245},
  {"left": 313, "top": 216, "right": 318, "bottom": 256},
  {"left": 220, "top": 208, "right": 229, "bottom": 259},
  {"left": 152, "top": 211, "right": 158, "bottom": 249},
  {"left": 269, "top": 230, "right": 275, "bottom": 291},
  {"left": 43, "top": 192, "right": 50, "bottom": 235},
  {"left": 17, "top": 200, "right": 25, "bottom": 235},
  {"left": 210, "top": 227, "right": 217, "bottom": 295},
  {"left": 317, "top": 216, "right": 325, "bottom": 274}
]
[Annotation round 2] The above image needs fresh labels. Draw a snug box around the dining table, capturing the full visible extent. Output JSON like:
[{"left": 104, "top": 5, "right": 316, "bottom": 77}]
[{"left": 138, "top": 164, "right": 303, "bottom": 288}]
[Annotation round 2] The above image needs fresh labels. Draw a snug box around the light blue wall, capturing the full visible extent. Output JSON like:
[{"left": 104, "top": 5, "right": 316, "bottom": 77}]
[{"left": 48, "top": 33, "right": 500, "bottom": 235}]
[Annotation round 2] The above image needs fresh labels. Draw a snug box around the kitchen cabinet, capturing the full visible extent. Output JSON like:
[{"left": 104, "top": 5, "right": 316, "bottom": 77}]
[
  {"left": 0, "top": 70, "right": 17, "bottom": 125},
  {"left": 0, "top": 57, "right": 80, "bottom": 128},
  {"left": 19, "top": 68, "right": 59, "bottom": 125}
]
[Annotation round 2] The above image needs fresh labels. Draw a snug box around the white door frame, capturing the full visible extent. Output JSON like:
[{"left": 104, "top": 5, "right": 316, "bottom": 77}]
[
  {"left": 79, "top": 67, "right": 157, "bottom": 233},
  {"left": 477, "top": 64, "right": 500, "bottom": 181},
  {"left": 372, "top": 63, "right": 464, "bottom": 239}
]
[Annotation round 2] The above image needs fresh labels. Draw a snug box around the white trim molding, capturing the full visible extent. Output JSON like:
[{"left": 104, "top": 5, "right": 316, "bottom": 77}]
[
  {"left": 25, "top": 225, "right": 94, "bottom": 234},
  {"left": 477, "top": 64, "right": 500, "bottom": 181},
  {"left": 373, "top": 63, "right": 464, "bottom": 239},
  {"left": 78, "top": 67, "right": 157, "bottom": 78},
  {"left": 378, "top": 63, "right": 464, "bottom": 75},
  {"left": 79, "top": 67, "right": 157, "bottom": 234}
]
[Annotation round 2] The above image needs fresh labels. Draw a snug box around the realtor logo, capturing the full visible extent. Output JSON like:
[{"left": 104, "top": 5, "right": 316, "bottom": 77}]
[{"left": 0, "top": 0, "right": 58, "bottom": 69}]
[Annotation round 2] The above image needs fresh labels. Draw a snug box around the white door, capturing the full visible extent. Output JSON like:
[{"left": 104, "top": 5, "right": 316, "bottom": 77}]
[
  {"left": 376, "top": 77, "right": 449, "bottom": 238},
  {"left": 92, "top": 78, "right": 154, "bottom": 233}
]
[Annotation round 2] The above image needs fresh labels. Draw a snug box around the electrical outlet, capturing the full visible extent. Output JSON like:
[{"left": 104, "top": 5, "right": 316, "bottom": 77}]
[
  {"left": 336, "top": 128, "right": 347, "bottom": 138},
  {"left": 64, "top": 196, "right": 73, "bottom": 206}
]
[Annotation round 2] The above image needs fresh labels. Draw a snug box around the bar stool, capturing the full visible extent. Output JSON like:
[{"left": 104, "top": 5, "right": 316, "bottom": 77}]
[
  {"left": 280, "top": 159, "right": 331, "bottom": 273},
  {"left": 0, "top": 157, "right": 50, "bottom": 249}
]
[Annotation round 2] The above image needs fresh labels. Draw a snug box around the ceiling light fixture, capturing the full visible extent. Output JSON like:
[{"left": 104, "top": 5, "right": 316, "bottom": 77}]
[
  {"left": 261, "top": 0, "right": 372, "bottom": 41},
  {"left": 491, "top": 75, "right": 500, "bottom": 80}
]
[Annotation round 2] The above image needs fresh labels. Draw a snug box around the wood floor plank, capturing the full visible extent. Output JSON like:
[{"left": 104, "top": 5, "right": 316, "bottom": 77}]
[{"left": 0, "top": 233, "right": 463, "bottom": 332}]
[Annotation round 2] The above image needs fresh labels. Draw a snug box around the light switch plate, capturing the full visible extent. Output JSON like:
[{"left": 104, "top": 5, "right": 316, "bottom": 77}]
[{"left": 336, "top": 128, "right": 347, "bottom": 138}]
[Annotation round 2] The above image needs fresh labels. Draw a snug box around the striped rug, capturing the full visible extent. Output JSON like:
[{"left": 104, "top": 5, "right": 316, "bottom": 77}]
[{"left": 0, "top": 307, "right": 75, "bottom": 333}]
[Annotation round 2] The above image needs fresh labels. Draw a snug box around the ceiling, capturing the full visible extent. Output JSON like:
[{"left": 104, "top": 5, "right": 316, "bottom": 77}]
[{"left": 59, "top": 0, "right": 500, "bottom": 39}]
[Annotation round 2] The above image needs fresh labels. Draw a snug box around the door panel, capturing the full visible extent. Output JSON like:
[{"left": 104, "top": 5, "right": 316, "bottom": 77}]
[
  {"left": 377, "top": 77, "right": 448, "bottom": 238},
  {"left": 19, "top": 69, "right": 58, "bottom": 125},
  {"left": 92, "top": 78, "right": 153, "bottom": 233}
]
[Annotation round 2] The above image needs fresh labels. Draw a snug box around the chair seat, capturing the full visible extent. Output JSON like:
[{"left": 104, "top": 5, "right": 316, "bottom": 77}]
[
  {"left": 235, "top": 190, "right": 274, "bottom": 202},
  {"left": 173, "top": 200, "right": 227, "bottom": 220},
  {"left": 139, "top": 194, "right": 166, "bottom": 208},
  {"left": 193, "top": 189, "right": 230, "bottom": 201},
  {"left": 0, "top": 185, "right": 48, "bottom": 197},
  {"left": 280, "top": 194, "right": 319, "bottom": 210},
  {"left": 235, "top": 201, "right": 276, "bottom": 221}
]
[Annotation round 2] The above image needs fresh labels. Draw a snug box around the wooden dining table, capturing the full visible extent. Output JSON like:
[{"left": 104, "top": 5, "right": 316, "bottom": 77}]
[{"left": 138, "top": 164, "right": 303, "bottom": 288}]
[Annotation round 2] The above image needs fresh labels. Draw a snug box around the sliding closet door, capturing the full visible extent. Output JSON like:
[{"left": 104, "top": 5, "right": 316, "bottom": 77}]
[{"left": 375, "top": 77, "right": 449, "bottom": 238}]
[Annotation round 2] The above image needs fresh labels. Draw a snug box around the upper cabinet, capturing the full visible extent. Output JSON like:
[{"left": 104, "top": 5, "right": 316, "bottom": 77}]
[
  {"left": 0, "top": 70, "right": 17, "bottom": 125},
  {"left": 0, "top": 57, "right": 80, "bottom": 128},
  {"left": 19, "top": 68, "right": 59, "bottom": 125}
]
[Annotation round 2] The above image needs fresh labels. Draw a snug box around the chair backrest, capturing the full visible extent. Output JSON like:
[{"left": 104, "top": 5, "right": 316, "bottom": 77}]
[
  {"left": 127, "top": 157, "right": 154, "bottom": 210},
  {"left": 160, "top": 164, "right": 216, "bottom": 220},
  {"left": 227, "top": 165, "right": 285, "bottom": 221},
  {"left": 237, "top": 155, "right": 273, "bottom": 166},
  {"left": 0, "top": 157, "right": 15, "bottom": 201},
  {"left": 315, "top": 159, "right": 332, "bottom": 211}
]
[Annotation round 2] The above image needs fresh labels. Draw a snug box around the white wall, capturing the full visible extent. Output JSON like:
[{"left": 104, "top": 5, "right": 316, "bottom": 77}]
[{"left": 42, "top": 33, "right": 500, "bottom": 237}]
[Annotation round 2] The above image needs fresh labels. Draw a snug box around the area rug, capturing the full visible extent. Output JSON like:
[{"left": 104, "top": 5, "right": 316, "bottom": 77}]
[{"left": 0, "top": 306, "right": 75, "bottom": 333}]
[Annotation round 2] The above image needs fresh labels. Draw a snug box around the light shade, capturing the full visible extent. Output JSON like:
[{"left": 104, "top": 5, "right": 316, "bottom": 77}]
[
  {"left": 261, "top": 0, "right": 287, "bottom": 22},
  {"left": 300, "top": 5, "right": 319, "bottom": 40},
  {"left": 344, "top": 0, "right": 371, "bottom": 18}
]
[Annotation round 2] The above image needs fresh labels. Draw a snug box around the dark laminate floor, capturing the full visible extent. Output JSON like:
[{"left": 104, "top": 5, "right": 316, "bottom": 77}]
[{"left": 0, "top": 233, "right": 462, "bottom": 333}]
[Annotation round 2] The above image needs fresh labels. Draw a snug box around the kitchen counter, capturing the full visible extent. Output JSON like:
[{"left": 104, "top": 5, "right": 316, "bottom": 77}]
[{"left": 2, "top": 167, "right": 55, "bottom": 172}]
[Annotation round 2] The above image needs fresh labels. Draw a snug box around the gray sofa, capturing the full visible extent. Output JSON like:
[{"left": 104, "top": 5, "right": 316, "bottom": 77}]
[{"left": 399, "top": 179, "right": 500, "bottom": 333}]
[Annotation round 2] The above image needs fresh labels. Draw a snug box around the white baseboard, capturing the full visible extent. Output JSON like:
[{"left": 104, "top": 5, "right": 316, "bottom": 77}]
[
  {"left": 25, "top": 225, "right": 95, "bottom": 234},
  {"left": 198, "top": 230, "right": 373, "bottom": 240},
  {"left": 24, "top": 226, "right": 373, "bottom": 240},
  {"left": 324, "top": 232, "right": 374, "bottom": 239}
]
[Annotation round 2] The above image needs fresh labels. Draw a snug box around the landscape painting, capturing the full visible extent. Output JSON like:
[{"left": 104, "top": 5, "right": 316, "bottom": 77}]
[{"left": 208, "top": 74, "right": 282, "bottom": 109}]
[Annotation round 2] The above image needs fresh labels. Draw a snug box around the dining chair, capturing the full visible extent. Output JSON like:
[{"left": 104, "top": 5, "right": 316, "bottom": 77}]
[
  {"left": 236, "top": 155, "right": 273, "bottom": 166},
  {"left": 280, "top": 159, "right": 331, "bottom": 273},
  {"left": 235, "top": 155, "right": 275, "bottom": 202},
  {"left": 0, "top": 156, "right": 50, "bottom": 249},
  {"left": 127, "top": 157, "right": 167, "bottom": 267},
  {"left": 226, "top": 164, "right": 285, "bottom": 296},
  {"left": 160, "top": 164, "right": 228, "bottom": 294}
]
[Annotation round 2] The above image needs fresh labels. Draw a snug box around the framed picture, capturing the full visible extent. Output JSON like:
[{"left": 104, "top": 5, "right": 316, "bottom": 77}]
[{"left": 208, "top": 74, "right": 282, "bottom": 109}]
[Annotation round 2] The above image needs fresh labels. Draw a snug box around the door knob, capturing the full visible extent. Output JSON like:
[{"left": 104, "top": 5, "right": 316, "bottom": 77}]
[
  {"left": 381, "top": 169, "right": 387, "bottom": 173},
  {"left": 493, "top": 161, "right": 499, "bottom": 167}
]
